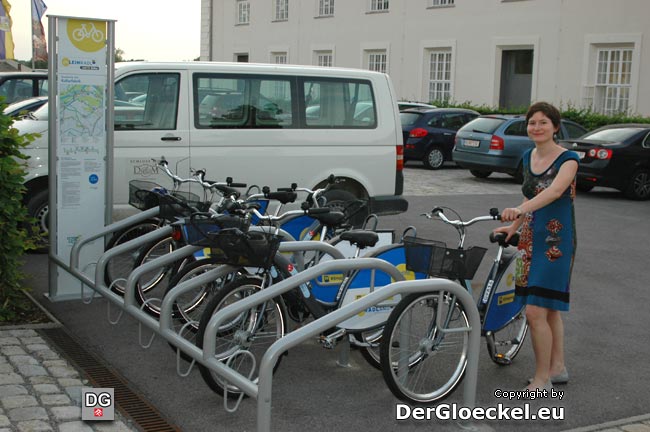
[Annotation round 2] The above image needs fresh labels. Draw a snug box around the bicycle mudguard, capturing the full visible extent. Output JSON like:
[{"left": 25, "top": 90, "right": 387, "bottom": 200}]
[
  {"left": 280, "top": 214, "right": 318, "bottom": 241},
  {"left": 336, "top": 242, "right": 427, "bottom": 331},
  {"left": 482, "top": 251, "right": 525, "bottom": 332},
  {"left": 310, "top": 230, "right": 395, "bottom": 303}
]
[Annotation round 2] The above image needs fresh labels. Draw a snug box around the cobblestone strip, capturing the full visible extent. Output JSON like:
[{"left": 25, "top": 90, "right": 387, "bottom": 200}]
[{"left": 0, "top": 329, "right": 137, "bottom": 432}]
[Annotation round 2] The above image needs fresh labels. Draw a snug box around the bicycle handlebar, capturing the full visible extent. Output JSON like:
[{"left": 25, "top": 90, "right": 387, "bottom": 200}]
[{"left": 424, "top": 207, "right": 501, "bottom": 227}]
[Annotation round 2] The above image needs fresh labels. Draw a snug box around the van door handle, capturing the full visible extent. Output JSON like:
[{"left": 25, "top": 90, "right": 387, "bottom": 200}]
[{"left": 161, "top": 136, "right": 182, "bottom": 141}]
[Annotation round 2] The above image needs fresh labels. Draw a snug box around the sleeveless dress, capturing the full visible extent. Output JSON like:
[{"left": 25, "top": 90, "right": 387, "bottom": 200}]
[{"left": 515, "top": 149, "right": 580, "bottom": 312}]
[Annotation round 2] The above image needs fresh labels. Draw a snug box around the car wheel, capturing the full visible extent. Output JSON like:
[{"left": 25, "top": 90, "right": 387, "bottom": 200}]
[
  {"left": 576, "top": 183, "right": 594, "bottom": 193},
  {"left": 624, "top": 168, "right": 650, "bottom": 200},
  {"left": 513, "top": 163, "right": 524, "bottom": 184},
  {"left": 470, "top": 170, "right": 492, "bottom": 179},
  {"left": 323, "top": 189, "right": 368, "bottom": 228},
  {"left": 423, "top": 146, "right": 444, "bottom": 170},
  {"left": 26, "top": 189, "right": 49, "bottom": 252}
]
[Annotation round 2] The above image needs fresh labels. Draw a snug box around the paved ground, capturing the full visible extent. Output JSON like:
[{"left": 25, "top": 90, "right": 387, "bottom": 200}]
[{"left": 4, "top": 165, "right": 650, "bottom": 432}]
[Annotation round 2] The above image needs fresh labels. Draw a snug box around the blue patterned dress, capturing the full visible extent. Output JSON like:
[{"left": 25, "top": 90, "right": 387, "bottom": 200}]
[{"left": 515, "top": 149, "right": 580, "bottom": 311}]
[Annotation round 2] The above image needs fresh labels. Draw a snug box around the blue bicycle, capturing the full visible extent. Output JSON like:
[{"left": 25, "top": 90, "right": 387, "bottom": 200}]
[{"left": 380, "top": 207, "right": 528, "bottom": 404}]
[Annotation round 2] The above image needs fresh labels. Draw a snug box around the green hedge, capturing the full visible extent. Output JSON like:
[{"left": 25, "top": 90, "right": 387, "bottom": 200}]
[
  {"left": 0, "top": 102, "right": 37, "bottom": 322},
  {"left": 432, "top": 100, "right": 650, "bottom": 131}
]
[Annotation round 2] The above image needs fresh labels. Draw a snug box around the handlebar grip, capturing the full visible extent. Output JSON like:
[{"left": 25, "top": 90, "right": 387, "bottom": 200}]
[
  {"left": 307, "top": 207, "right": 330, "bottom": 215},
  {"left": 265, "top": 191, "right": 298, "bottom": 204},
  {"left": 277, "top": 187, "right": 293, "bottom": 192},
  {"left": 229, "top": 182, "right": 247, "bottom": 188}
]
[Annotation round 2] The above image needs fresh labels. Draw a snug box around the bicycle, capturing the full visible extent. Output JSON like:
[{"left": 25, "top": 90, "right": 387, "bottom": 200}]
[
  {"left": 162, "top": 176, "right": 367, "bottom": 330},
  {"left": 193, "top": 207, "right": 423, "bottom": 398},
  {"left": 104, "top": 157, "right": 245, "bottom": 298},
  {"left": 380, "top": 206, "right": 528, "bottom": 404}
]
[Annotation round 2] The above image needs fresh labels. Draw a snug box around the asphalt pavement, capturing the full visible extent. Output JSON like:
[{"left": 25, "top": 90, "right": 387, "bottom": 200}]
[{"left": 4, "top": 165, "right": 650, "bottom": 432}]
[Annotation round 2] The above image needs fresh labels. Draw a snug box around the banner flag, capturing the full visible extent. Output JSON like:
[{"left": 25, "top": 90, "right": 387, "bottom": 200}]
[
  {"left": 0, "top": 0, "right": 15, "bottom": 60},
  {"left": 32, "top": 0, "right": 47, "bottom": 62}
]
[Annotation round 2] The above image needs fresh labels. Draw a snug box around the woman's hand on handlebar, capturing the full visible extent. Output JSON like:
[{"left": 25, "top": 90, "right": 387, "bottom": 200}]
[
  {"left": 500, "top": 206, "right": 524, "bottom": 222},
  {"left": 493, "top": 224, "right": 519, "bottom": 243}
]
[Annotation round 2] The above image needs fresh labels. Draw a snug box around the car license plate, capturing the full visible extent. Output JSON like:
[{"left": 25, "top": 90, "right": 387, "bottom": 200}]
[
  {"left": 464, "top": 139, "right": 480, "bottom": 148},
  {"left": 575, "top": 151, "right": 585, "bottom": 159}
]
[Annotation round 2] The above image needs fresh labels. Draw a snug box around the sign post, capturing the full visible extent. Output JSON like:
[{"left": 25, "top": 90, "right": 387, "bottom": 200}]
[{"left": 47, "top": 16, "right": 115, "bottom": 300}]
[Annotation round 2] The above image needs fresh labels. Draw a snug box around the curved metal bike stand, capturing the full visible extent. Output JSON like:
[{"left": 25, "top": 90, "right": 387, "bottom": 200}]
[{"left": 61, "top": 218, "right": 481, "bottom": 432}]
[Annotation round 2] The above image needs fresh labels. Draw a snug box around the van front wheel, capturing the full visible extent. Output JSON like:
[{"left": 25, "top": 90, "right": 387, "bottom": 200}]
[{"left": 324, "top": 189, "right": 366, "bottom": 228}]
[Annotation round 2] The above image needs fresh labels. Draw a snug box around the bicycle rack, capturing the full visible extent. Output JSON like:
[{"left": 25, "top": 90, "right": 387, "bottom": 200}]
[{"left": 61, "top": 218, "right": 481, "bottom": 432}]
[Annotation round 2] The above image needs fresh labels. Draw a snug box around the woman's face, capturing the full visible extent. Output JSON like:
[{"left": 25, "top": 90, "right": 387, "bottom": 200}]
[{"left": 526, "top": 111, "right": 558, "bottom": 144}]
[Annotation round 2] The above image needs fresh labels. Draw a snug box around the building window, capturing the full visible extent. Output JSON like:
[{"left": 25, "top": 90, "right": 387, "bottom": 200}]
[
  {"left": 272, "top": 52, "right": 288, "bottom": 64},
  {"left": 428, "top": 49, "right": 452, "bottom": 102},
  {"left": 370, "top": 0, "right": 389, "bottom": 12},
  {"left": 274, "top": 0, "right": 289, "bottom": 21},
  {"left": 366, "top": 51, "right": 387, "bottom": 73},
  {"left": 430, "top": 0, "right": 454, "bottom": 6},
  {"left": 236, "top": 1, "right": 250, "bottom": 24},
  {"left": 318, "top": 0, "right": 334, "bottom": 16},
  {"left": 591, "top": 48, "right": 633, "bottom": 115},
  {"left": 316, "top": 51, "right": 333, "bottom": 67}
]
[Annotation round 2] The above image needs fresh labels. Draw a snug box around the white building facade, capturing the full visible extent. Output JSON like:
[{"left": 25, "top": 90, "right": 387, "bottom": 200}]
[{"left": 200, "top": 0, "right": 650, "bottom": 116}]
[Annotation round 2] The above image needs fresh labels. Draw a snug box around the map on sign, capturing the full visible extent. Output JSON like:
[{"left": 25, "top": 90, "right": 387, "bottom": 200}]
[{"left": 59, "top": 84, "right": 106, "bottom": 147}]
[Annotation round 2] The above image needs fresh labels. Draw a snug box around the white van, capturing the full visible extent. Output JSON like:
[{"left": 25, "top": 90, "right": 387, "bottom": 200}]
[{"left": 17, "top": 62, "right": 407, "bottom": 237}]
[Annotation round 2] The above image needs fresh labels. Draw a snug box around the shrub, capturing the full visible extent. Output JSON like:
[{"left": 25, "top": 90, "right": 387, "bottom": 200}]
[
  {"left": 431, "top": 100, "right": 650, "bottom": 130},
  {"left": 0, "top": 100, "right": 37, "bottom": 322}
]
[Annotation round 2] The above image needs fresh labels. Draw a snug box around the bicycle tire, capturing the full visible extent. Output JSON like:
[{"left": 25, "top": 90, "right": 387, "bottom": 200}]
[
  {"left": 132, "top": 237, "right": 193, "bottom": 317},
  {"left": 484, "top": 253, "right": 528, "bottom": 365},
  {"left": 355, "top": 328, "right": 383, "bottom": 370},
  {"left": 196, "top": 276, "right": 287, "bottom": 399},
  {"left": 104, "top": 219, "right": 161, "bottom": 294},
  {"left": 164, "top": 258, "right": 244, "bottom": 360},
  {"left": 380, "top": 291, "right": 469, "bottom": 404}
]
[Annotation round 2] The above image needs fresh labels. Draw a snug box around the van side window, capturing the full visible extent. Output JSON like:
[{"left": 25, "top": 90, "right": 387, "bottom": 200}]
[
  {"left": 194, "top": 74, "right": 294, "bottom": 129},
  {"left": 303, "top": 79, "right": 376, "bottom": 129},
  {"left": 114, "top": 73, "right": 180, "bottom": 130}
]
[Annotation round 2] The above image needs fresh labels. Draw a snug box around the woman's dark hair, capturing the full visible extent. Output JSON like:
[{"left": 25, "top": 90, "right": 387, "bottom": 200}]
[{"left": 526, "top": 101, "right": 561, "bottom": 130}]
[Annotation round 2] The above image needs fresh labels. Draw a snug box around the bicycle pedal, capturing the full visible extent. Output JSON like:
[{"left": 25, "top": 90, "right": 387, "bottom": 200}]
[
  {"left": 494, "top": 354, "right": 512, "bottom": 365},
  {"left": 318, "top": 335, "right": 336, "bottom": 349}
]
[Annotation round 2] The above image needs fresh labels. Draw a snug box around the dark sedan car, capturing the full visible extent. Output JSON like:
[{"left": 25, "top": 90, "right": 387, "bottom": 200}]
[
  {"left": 560, "top": 124, "right": 650, "bottom": 200},
  {"left": 401, "top": 108, "right": 479, "bottom": 169}
]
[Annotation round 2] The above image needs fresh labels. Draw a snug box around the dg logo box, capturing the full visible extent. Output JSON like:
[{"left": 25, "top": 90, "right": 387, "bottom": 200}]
[{"left": 82, "top": 387, "right": 115, "bottom": 421}]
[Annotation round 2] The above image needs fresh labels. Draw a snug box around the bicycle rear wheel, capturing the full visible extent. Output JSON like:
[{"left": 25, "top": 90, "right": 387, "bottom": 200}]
[
  {"left": 380, "top": 291, "right": 469, "bottom": 404},
  {"left": 486, "top": 311, "right": 528, "bottom": 365},
  {"left": 482, "top": 252, "right": 528, "bottom": 365},
  {"left": 196, "top": 276, "right": 287, "bottom": 399}
]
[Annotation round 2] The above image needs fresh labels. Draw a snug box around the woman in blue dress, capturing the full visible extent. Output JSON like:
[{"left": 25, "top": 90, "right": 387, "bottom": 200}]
[{"left": 495, "top": 102, "right": 580, "bottom": 391}]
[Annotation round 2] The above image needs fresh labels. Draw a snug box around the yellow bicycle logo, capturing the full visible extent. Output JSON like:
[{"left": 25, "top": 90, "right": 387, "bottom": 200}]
[{"left": 67, "top": 19, "right": 105, "bottom": 52}]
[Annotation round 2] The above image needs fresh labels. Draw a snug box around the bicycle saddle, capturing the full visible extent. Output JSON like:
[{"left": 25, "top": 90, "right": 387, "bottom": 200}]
[
  {"left": 340, "top": 230, "right": 379, "bottom": 249},
  {"left": 489, "top": 232, "right": 520, "bottom": 248}
]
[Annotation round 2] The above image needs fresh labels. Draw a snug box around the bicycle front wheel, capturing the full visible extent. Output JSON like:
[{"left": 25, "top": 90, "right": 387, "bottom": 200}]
[
  {"left": 196, "top": 277, "right": 287, "bottom": 398},
  {"left": 105, "top": 220, "right": 160, "bottom": 294},
  {"left": 380, "top": 292, "right": 470, "bottom": 404}
]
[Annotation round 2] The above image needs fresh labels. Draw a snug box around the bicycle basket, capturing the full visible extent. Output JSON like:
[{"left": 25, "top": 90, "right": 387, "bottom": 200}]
[
  {"left": 181, "top": 214, "right": 250, "bottom": 247},
  {"left": 207, "top": 229, "right": 281, "bottom": 269},
  {"left": 158, "top": 191, "right": 204, "bottom": 221},
  {"left": 403, "top": 236, "right": 487, "bottom": 280},
  {"left": 129, "top": 180, "right": 164, "bottom": 210}
]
